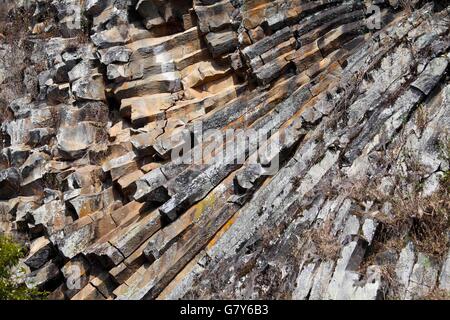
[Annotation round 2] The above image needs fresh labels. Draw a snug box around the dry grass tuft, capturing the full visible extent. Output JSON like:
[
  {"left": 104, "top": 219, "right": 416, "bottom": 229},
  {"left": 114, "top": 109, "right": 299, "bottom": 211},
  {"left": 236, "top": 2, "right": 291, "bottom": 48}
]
[
  {"left": 349, "top": 141, "right": 449, "bottom": 259},
  {"left": 351, "top": 175, "right": 449, "bottom": 259},
  {"left": 0, "top": 5, "right": 32, "bottom": 45},
  {"left": 415, "top": 104, "right": 428, "bottom": 133},
  {"left": 380, "top": 264, "right": 402, "bottom": 299},
  {"left": 420, "top": 288, "right": 450, "bottom": 300},
  {"left": 307, "top": 218, "right": 342, "bottom": 261},
  {"left": 399, "top": 0, "right": 414, "bottom": 14}
]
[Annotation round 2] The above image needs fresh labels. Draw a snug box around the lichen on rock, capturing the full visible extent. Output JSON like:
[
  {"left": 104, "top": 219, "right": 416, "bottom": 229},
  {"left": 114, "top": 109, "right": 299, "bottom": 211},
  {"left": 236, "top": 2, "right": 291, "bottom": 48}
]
[{"left": 0, "top": 0, "right": 449, "bottom": 300}]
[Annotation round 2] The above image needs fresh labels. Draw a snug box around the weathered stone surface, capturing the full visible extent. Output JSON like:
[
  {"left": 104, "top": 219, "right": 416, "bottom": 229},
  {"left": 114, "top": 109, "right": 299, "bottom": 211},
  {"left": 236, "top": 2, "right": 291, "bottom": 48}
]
[
  {"left": 25, "top": 261, "right": 61, "bottom": 290},
  {"left": 31, "top": 199, "right": 69, "bottom": 236},
  {"left": 110, "top": 210, "right": 162, "bottom": 259},
  {"left": 100, "top": 46, "right": 132, "bottom": 66},
  {"left": 72, "top": 74, "right": 106, "bottom": 101},
  {"left": 20, "top": 151, "right": 49, "bottom": 186},
  {"left": 57, "top": 122, "right": 105, "bottom": 159},
  {"left": 205, "top": 30, "right": 238, "bottom": 58},
  {"left": 411, "top": 57, "right": 449, "bottom": 95},
  {"left": 24, "top": 237, "right": 55, "bottom": 270},
  {"left": 1, "top": 0, "right": 449, "bottom": 302},
  {"left": 439, "top": 250, "right": 450, "bottom": 291},
  {"left": 0, "top": 168, "right": 21, "bottom": 200},
  {"left": 195, "top": 0, "right": 235, "bottom": 34},
  {"left": 405, "top": 253, "right": 439, "bottom": 300},
  {"left": 61, "top": 255, "right": 90, "bottom": 299},
  {"left": 133, "top": 168, "right": 169, "bottom": 203},
  {"left": 85, "top": 0, "right": 107, "bottom": 16}
]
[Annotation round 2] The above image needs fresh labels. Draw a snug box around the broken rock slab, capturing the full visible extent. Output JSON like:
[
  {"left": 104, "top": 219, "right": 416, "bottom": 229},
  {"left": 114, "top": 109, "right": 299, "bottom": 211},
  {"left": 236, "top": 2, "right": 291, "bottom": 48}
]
[
  {"left": 24, "top": 236, "right": 55, "bottom": 270},
  {"left": 57, "top": 122, "right": 105, "bottom": 160},
  {"left": 0, "top": 168, "right": 21, "bottom": 200},
  {"left": 72, "top": 74, "right": 106, "bottom": 101}
]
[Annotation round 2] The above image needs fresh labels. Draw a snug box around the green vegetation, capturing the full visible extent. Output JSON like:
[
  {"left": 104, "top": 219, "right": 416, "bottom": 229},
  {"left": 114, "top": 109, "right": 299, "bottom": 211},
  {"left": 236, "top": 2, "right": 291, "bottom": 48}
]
[{"left": 0, "top": 235, "right": 47, "bottom": 300}]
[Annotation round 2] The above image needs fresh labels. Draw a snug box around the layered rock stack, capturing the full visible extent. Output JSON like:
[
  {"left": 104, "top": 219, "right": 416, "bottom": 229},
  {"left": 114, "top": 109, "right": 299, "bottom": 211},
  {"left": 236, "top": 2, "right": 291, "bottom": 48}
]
[{"left": 0, "top": 0, "right": 449, "bottom": 300}]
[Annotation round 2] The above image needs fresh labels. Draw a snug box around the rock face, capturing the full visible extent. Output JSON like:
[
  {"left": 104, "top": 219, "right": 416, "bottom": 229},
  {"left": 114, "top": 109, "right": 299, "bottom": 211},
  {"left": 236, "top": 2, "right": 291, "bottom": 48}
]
[{"left": 0, "top": 0, "right": 449, "bottom": 300}]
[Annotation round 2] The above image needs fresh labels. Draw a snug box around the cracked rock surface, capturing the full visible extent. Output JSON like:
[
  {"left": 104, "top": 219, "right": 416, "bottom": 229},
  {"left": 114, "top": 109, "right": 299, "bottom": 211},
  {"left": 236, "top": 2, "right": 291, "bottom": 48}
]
[{"left": 0, "top": 0, "right": 449, "bottom": 300}]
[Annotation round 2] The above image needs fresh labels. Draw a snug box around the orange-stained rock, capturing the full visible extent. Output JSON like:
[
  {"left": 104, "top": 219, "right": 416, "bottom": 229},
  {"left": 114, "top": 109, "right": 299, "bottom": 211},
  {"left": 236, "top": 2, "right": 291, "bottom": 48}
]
[{"left": 4, "top": 0, "right": 447, "bottom": 302}]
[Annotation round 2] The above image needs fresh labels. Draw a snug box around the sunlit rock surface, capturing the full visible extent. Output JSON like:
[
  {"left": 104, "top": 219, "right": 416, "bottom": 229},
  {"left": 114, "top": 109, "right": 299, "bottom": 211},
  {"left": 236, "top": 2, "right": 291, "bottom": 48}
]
[{"left": 0, "top": 0, "right": 449, "bottom": 300}]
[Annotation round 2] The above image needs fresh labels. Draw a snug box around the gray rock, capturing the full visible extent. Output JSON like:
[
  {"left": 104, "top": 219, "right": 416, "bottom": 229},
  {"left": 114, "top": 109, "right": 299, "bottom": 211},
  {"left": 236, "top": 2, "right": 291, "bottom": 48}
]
[
  {"left": 395, "top": 242, "right": 416, "bottom": 298},
  {"left": 27, "top": 128, "right": 55, "bottom": 147},
  {"left": 20, "top": 151, "right": 48, "bottom": 186},
  {"left": 61, "top": 255, "right": 90, "bottom": 298},
  {"left": 68, "top": 60, "right": 97, "bottom": 83},
  {"left": 0, "top": 168, "right": 21, "bottom": 200},
  {"left": 24, "top": 237, "right": 55, "bottom": 270},
  {"left": 1, "top": 0, "right": 450, "bottom": 301},
  {"left": 84, "top": 0, "right": 107, "bottom": 16},
  {"left": 57, "top": 122, "right": 103, "bottom": 159},
  {"left": 242, "top": 27, "right": 292, "bottom": 61},
  {"left": 31, "top": 199, "right": 68, "bottom": 236},
  {"left": 205, "top": 30, "right": 238, "bottom": 58},
  {"left": 411, "top": 57, "right": 448, "bottom": 95},
  {"left": 326, "top": 239, "right": 367, "bottom": 300},
  {"left": 26, "top": 261, "right": 61, "bottom": 290},
  {"left": 309, "top": 261, "right": 335, "bottom": 300},
  {"left": 439, "top": 250, "right": 450, "bottom": 291},
  {"left": 133, "top": 168, "right": 169, "bottom": 203},
  {"left": 52, "top": 222, "right": 95, "bottom": 260},
  {"left": 72, "top": 74, "right": 106, "bottom": 101},
  {"left": 293, "top": 262, "right": 318, "bottom": 300},
  {"left": 362, "top": 218, "right": 378, "bottom": 245},
  {"left": 422, "top": 172, "right": 444, "bottom": 197},
  {"left": 375, "top": 249, "right": 398, "bottom": 266},
  {"left": 235, "top": 164, "right": 264, "bottom": 191},
  {"left": 405, "top": 253, "right": 439, "bottom": 300},
  {"left": 69, "top": 193, "right": 104, "bottom": 219},
  {"left": 47, "top": 83, "right": 71, "bottom": 105}
]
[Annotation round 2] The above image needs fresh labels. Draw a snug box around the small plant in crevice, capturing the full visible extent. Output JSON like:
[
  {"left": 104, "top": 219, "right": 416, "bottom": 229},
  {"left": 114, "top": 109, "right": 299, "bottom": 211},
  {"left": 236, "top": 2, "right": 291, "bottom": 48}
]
[
  {"left": 351, "top": 132, "right": 449, "bottom": 251},
  {"left": 421, "top": 288, "right": 450, "bottom": 300},
  {"left": 380, "top": 264, "right": 401, "bottom": 300},
  {"left": 0, "top": 235, "right": 48, "bottom": 300},
  {"left": 351, "top": 174, "right": 449, "bottom": 259},
  {"left": 306, "top": 218, "right": 341, "bottom": 262},
  {"left": 398, "top": 0, "right": 414, "bottom": 14},
  {"left": 414, "top": 104, "right": 428, "bottom": 133}
]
